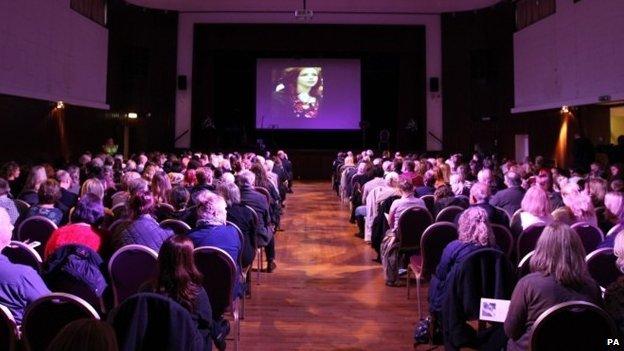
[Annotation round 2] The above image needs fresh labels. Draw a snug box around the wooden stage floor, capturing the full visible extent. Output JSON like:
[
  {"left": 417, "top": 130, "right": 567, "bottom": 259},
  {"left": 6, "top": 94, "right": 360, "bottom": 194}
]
[{"left": 238, "top": 181, "right": 434, "bottom": 351}]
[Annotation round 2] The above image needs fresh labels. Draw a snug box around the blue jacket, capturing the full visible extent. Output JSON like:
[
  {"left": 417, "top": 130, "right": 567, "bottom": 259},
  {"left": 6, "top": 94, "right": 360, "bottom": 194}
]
[
  {"left": 0, "top": 254, "right": 50, "bottom": 323},
  {"left": 114, "top": 215, "right": 173, "bottom": 252},
  {"left": 42, "top": 244, "right": 107, "bottom": 298},
  {"left": 187, "top": 222, "right": 241, "bottom": 266}
]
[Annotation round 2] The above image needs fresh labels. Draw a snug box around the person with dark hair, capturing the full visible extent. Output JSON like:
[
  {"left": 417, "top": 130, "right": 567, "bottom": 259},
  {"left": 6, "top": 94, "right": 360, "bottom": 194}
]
[
  {"left": 18, "top": 179, "right": 63, "bottom": 226},
  {"left": 113, "top": 190, "right": 173, "bottom": 252},
  {"left": 169, "top": 186, "right": 194, "bottom": 225},
  {"left": 272, "top": 67, "right": 323, "bottom": 119},
  {"left": 489, "top": 171, "right": 525, "bottom": 217},
  {"left": 143, "top": 235, "right": 214, "bottom": 350},
  {"left": 191, "top": 167, "right": 215, "bottom": 195},
  {"left": 44, "top": 193, "right": 107, "bottom": 259},
  {"left": 47, "top": 319, "right": 118, "bottom": 351},
  {"left": 415, "top": 170, "right": 436, "bottom": 197},
  {"left": 0, "top": 178, "right": 19, "bottom": 224},
  {"left": 55, "top": 170, "right": 79, "bottom": 224},
  {"left": 1, "top": 161, "right": 21, "bottom": 197},
  {"left": 18, "top": 165, "right": 47, "bottom": 206},
  {"left": 504, "top": 222, "right": 601, "bottom": 351}
]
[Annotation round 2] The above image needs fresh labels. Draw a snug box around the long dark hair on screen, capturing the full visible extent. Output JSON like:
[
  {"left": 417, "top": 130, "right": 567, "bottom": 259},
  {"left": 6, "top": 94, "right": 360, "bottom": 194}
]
[
  {"left": 281, "top": 67, "right": 323, "bottom": 100},
  {"left": 154, "top": 235, "right": 203, "bottom": 312}
]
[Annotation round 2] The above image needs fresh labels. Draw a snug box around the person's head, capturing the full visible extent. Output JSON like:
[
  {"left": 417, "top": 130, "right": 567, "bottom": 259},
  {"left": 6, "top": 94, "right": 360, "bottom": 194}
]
[
  {"left": 38, "top": 179, "right": 61, "bottom": 205},
  {"left": 605, "top": 191, "right": 624, "bottom": 223},
  {"left": 216, "top": 181, "right": 241, "bottom": 207},
  {"left": 56, "top": 170, "right": 71, "bottom": 190},
  {"left": 128, "top": 190, "right": 155, "bottom": 219},
  {"left": 384, "top": 172, "right": 400, "bottom": 188},
  {"left": 398, "top": 179, "right": 414, "bottom": 196},
  {"left": 0, "top": 179, "right": 10, "bottom": 197},
  {"left": 469, "top": 182, "right": 490, "bottom": 204},
  {"left": 423, "top": 170, "right": 436, "bottom": 187},
  {"left": 71, "top": 193, "right": 104, "bottom": 225},
  {"left": 0, "top": 208, "right": 14, "bottom": 251},
  {"left": 151, "top": 171, "right": 172, "bottom": 204},
  {"left": 236, "top": 170, "right": 256, "bottom": 187},
  {"left": 434, "top": 184, "right": 454, "bottom": 201},
  {"left": 504, "top": 171, "right": 521, "bottom": 188},
  {"left": 530, "top": 222, "right": 590, "bottom": 287},
  {"left": 24, "top": 165, "right": 47, "bottom": 191},
  {"left": 169, "top": 186, "right": 190, "bottom": 211},
  {"left": 196, "top": 167, "right": 214, "bottom": 186},
  {"left": 80, "top": 178, "right": 104, "bottom": 200},
  {"left": 477, "top": 168, "right": 492, "bottom": 185},
  {"left": 521, "top": 186, "right": 551, "bottom": 218},
  {"left": 586, "top": 178, "right": 607, "bottom": 208},
  {"left": 155, "top": 235, "right": 203, "bottom": 312},
  {"left": 614, "top": 231, "right": 624, "bottom": 273},
  {"left": 457, "top": 207, "right": 494, "bottom": 246},
  {"left": 47, "top": 319, "right": 118, "bottom": 351},
  {"left": 195, "top": 190, "right": 227, "bottom": 224},
  {"left": 1, "top": 161, "right": 20, "bottom": 180},
  {"left": 561, "top": 183, "right": 595, "bottom": 221}
]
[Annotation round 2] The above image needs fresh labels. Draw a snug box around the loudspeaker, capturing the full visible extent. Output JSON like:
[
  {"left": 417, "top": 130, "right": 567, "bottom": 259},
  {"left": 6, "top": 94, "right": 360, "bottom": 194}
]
[
  {"left": 177, "top": 75, "right": 187, "bottom": 90},
  {"left": 429, "top": 77, "right": 440, "bottom": 92}
]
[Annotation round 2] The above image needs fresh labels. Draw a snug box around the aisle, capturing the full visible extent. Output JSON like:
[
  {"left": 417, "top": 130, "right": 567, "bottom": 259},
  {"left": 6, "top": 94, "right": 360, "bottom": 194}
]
[{"left": 239, "top": 181, "right": 423, "bottom": 350}]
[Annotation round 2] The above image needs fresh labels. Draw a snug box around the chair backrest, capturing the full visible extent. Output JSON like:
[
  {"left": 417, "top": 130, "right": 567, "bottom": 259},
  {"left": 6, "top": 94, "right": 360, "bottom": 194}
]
[
  {"left": 0, "top": 304, "right": 18, "bottom": 351},
  {"left": 586, "top": 248, "right": 624, "bottom": 289},
  {"left": 517, "top": 223, "right": 546, "bottom": 259},
  {"left": 517, "top": 250, "right": 534, "bottom": 278},
  {"left": 226, "top": 221, "right": 246, "bottom": 268},
  {"left": 531, "top": 301, "right": 618, "bottom": 351},
  {"left": 254, "top": 186, "right": 271, "bottom": 204},
  {"left": 493, "top": 206, "right": 512, "bottom": 226},
  {"left": 22, "top": 293, "right": 99, "bottom": 351},
  {"left": 435, "top": 205, "right": 464, "bottom": 223},
  {"left": 420, "top": 222, "right": 458, "bottom": 280},
  {"left": 571, "top": 222, "right": 604, "bottom": 254},
  {"left": 193, "top": 246, "right": 236, "bottom": 319},
  {"left": 510, "top": 209, "right": 523, "bottom": 236},
  {"left": 108, "top": 292, "right": 203, "bottom": 351},
  {"left": 108, "top": 218, "right": 131, "bottom": 237},
  {"left": 397, "top": 206, "right": 433, "bottom": 253},
  {"left": 491, "top": 224, "right": 514, "bottom": 258},
  {"left": 606, "top": 223, "right": 624, "bottom": 237},
  {"left": 244, "top": 205, "right": 261, "bottom": 250},
  {"left": 13, "top": 198, "right": 30, "bottom": 217},
  {"left": 111, "top": 202, "right": 127, "bottom": 219},
  {"left": 17, "top": 215, "right": 58, "bottom": 255},
  {"left": 1, "top": 240, "right": 42, "bottom": 272},
  {"left": 420, "top": 195, "right": 435, "bottom": 215},
  {"left": 108, "top": 245, "right": 158, "bottom": 306},
  {"left": 159, "top": 219, "right": 192, "bottom": 236}
]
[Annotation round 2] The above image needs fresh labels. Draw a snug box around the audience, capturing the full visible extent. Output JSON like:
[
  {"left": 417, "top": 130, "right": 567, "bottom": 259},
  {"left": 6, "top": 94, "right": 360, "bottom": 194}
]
[
  {"left": 18, "top": 179, "right": 63, "bottom": 226},
  {"left": 489, "top": 171, "right": 524, "bottom": 217},
  {"left": 504, "top": 222, "right": 601, "bottom": 351}
]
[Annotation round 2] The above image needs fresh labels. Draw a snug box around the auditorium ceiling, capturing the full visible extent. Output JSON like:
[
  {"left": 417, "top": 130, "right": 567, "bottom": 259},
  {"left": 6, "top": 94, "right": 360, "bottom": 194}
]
[{"left": 125, "top": 0, "right": 502, "bottom": 13}]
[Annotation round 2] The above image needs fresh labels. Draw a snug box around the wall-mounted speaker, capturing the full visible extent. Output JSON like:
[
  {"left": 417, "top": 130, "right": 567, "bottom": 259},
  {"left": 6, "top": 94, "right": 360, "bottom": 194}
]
[
  {"left": 177, "top": 75, "right": 187, "bottom": 90},
  {"left": 429, "top": 77, "right": 440, "bottom": 92}
]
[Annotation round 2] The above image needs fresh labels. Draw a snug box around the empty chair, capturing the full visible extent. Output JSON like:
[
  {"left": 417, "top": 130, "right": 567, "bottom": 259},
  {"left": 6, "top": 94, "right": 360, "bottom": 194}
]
[
  {"left": 435, "top": 205, "right": 464, "bottom": 223},
  {"left": 491, "top": 224, "right": 514, "bottom": 257},
  {"left": 159, "top": 219, "right": 192, "bottom": 235},
  {"left": 586, "top": 248, "right": 623, "bottom": 290},
  {"left": 493, "top": 206, "right": 512, "bottom": 226},
  {"left": 13, "top": 199, "right": 30, "bottom": 218},
  {"left": 420, "top": 195, "right": 435, "bottom": 215},
  {"left": 571, "top": 222, "right": 604, "bottom": 254},
  {"left": 17, "top": 215, "right": 58, "bottom": 256},
  {"left": 1, "top": 240, "right": 42, "bottom": 272},
  {"left": 407, "top": 222, "right": 458, "bottom": 317},
  {"left": 21, "top": 293, "right": 100, "bottom": 351},
  {"left": 108, "top": 293, "right": 206, "bottom": 351},
  {"left": 517, "top": 250, "right": 534, "bottom": 278},
  {"left": 108, "top": 245, "right": 158, "bottom": 306},
  {"left": 517, "top": 223, "right": 546, "bottom": 260},
  {"left": 0, "top": 304, "right": 18, "bottom": 351},
  {"left": 194, "top": 246, "right": 240, "bottom": 351},
  {"left": 530, "top": 301, "right": 618, "bottom": 351}
]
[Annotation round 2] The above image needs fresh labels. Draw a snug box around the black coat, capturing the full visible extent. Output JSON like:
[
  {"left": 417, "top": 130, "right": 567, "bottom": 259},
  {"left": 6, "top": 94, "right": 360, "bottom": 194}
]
[
  {"left": 489, "top": 186, "right": 525, "bottom": 218},
  {"left": 227, "top": 203, "right": 257, "bottom": 268},
  {"left": 239, "top": 185, "right": 272, "bottom": 246}
]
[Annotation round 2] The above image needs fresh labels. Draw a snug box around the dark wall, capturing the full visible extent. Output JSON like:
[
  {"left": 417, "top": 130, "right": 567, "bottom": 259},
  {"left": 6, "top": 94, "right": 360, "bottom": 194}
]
[
  {"left": 107, "top": 1, "right": 178, "bottom": 153},
  {"left": 192, "top": 24, "right": 426, "bottom": 153}
]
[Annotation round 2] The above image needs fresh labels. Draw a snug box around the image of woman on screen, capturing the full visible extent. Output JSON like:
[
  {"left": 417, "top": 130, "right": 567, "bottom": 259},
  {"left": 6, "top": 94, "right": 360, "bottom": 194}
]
[{"left": 272, "top": 67, "right": 323, "bottom": 119}]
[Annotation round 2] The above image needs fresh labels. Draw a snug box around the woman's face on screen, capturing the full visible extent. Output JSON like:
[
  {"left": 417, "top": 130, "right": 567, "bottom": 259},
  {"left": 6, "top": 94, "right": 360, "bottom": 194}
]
[{"left": 297, "top": 68, "right": 319, "bottom": 88}]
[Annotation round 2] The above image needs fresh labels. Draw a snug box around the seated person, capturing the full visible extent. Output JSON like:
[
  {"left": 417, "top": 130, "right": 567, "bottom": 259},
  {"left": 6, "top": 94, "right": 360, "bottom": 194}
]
[
  {"left": 113, "top": 191, "right": 173, "bottom": 252},
  {"left": 388, "top": 179, "right": 426, "bottom": 233},
  {"left": 45, "top": 193, "right": 109, "bottom": 259},
  {"left": 55, "top": 170, "right": 79, "bottom": 224},
  {"left": 455, "top": 182, "right": 508, "bottom": 226},
  {"left": 433, "top": 184, "right": 468, "bottom": 216},
  {"left": 18, "top": 165, "right": 47, "bottom": 206},
  {"left": 18, "top": 179, "right": 63, "bottom": 226},
  {"left": 168, "top": 185, "right": 194, "bottom": 226},
  {"left": 429, "top": 207, "right": 498, "bottom": 318},
  {"left": 518, "top": 186, "right": 554, "bottom": 231},
  {"left": 186, "top": 190, "right": 241, "bottom": 266},
  {"left": 489, "top": 171, "right": 525, "bottom": 217},
  {"left": 217, "top": 182, "right": 256, "bottom": 269},
  {"left": 144, "top": 235, "right": 215, "bottom": 350},
  {"left": 605, "top": 231, "right": 624, "bottom": 336},
  {"left": 552, "top": 183, "right": 597, "bottom": 227},
  {"left": 0, "top": 178, "right": 19, "bottom": 224},
  {"left": 504, "top": 222, "right": 601, "bottom": 351},
  {"left": 0, "top": 208, "right": 50, "bottom": 323},
  {"left": 599, "top": 191, "right": 624, "bottom": 248}
]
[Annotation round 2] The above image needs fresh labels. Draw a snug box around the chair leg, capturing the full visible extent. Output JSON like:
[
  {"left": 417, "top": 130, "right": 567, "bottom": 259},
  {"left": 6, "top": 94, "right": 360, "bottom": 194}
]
[
  {"left": 236, "top": 299, "right": 241, "bottom": 351},
  {"left": 406, "top": 266, "right": 411, "bottom": 299},
  {"left": 246, "top": 270, "right": 252, "bottom": 298},
  {"left": 256, "top": 248, "right": 262, "bottom": 285},
  {"left": 416, "top": 274, "right": 422, "bottom": 320}
]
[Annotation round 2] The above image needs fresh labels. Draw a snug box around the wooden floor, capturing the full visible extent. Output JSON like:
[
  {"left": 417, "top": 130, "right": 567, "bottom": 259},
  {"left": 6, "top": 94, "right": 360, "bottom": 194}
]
[{"left": 239, "top": 181, "right": 433, "bottom": 351}]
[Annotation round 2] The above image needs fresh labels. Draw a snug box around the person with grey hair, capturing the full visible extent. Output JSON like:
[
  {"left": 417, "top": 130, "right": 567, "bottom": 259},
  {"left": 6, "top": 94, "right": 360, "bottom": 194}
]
[
  {"left": 489, "top": 171, "right": 525, "bottom": 217},
  {"left": 456, "top": 182, "right": 507, "bottom": 226},
  {"left": 55, "top": 170, "right": 78, "bottom": 224},
  {"left": 186, "top": 190, "right": 242, "bottom": 272},
  {"left": 0, "top": 208, "right": 50, "bottom": 324},
  {"left": 217, "top": 182, "right": 256, "bottom": 269},
  {"left": 0, "top": 179, "right": 18, "bottom": 224},
  {"left": 236, "top": 170, "right": 276, "bottom": 272},
  {"left": 363, "top": 172, "right": 401, "bottom": 242}
]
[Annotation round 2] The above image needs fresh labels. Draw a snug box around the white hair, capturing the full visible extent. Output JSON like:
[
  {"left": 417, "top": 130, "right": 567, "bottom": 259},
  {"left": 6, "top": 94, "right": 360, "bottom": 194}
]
[
  {"left": 0, "top": 208, "right": 13, "bottom": 250},
  {"left": 382, "top": 161, "right": 393, "bottom": 172},
  {"left": 384, "top": 171, "right": 400, "bottom": 186},
  {"left": 265, "top": 159, "right": 275, "bottom": 172},
  {"left": 237, "top": 170, "right": 256, "bottom": 186},
  {"left": 221, "top": 172, "right": 235, "bottom": 184}
]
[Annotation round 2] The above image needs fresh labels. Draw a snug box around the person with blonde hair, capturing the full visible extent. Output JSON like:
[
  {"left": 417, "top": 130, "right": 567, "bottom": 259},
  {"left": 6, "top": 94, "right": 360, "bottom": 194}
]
[
  {"left": 504, "top": 222, "right": 601, "bottom": 351},
  {"left": 80, "top": 178, "right": 105, "bottom": 200},
  {"left": 553, "top": 183, "right": 597, "bottom": 226},
  {"left": 519, "top": 186, "right": 553, "bottom": 230},
  {"left": 428, "top": 207, "right": 497, "bottom": 317},
  {"left": 597, "top": 192, "right": 624, "bottom": 249}
]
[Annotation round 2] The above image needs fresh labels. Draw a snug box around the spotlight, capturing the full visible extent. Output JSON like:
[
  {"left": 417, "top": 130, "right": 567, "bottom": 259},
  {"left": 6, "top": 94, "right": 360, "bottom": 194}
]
[
  {"left": 127, "top": 112, "right": 138, "bottom": 119},
  {"left": 56, "top": 101, "right": 65, "bottom": 109},
  {"left": 560, "top": 105, "right": 569, "bottom": 114}
]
